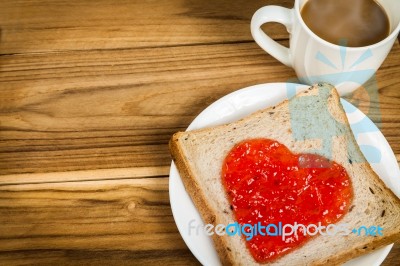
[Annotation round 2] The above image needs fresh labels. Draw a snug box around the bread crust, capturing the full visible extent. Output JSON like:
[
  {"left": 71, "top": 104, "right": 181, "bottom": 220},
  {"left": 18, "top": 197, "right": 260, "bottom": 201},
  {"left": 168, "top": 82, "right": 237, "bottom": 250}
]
[
  {"left": 169, "top": 83, "right": 400, "bottom": 265},
  {"left": 170, "top": 133, "right": 235, "bottom": 265},
  {"left": 311, "top": 86, "right": 400, "bottom": 265}
]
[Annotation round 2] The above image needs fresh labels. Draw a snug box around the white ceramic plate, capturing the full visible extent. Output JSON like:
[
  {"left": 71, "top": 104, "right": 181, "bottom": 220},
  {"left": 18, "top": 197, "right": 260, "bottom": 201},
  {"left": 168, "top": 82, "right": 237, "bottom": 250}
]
[{"left": 169, "top": 83, "right": 400, "bottom": 266}]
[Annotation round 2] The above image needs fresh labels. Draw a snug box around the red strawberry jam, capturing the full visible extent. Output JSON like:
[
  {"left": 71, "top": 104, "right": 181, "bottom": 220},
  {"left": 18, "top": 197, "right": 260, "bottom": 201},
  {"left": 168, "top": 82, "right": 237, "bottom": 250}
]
[{"left": 222, "top": 139, "right": 353, "bottom": 262}]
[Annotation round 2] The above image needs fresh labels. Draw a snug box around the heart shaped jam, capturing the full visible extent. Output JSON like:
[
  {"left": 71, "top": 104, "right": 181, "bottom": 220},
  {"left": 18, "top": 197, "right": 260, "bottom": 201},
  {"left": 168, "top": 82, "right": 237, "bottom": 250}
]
[{"left": 222, "top": 139, "right": 353, "bottom": 262}]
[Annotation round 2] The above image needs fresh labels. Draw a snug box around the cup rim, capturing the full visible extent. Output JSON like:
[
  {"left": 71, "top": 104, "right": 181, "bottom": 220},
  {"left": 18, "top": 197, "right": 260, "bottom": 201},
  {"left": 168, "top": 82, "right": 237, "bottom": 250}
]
[{"left": 295, "top": 0, "right": 400, "bottom": 50}]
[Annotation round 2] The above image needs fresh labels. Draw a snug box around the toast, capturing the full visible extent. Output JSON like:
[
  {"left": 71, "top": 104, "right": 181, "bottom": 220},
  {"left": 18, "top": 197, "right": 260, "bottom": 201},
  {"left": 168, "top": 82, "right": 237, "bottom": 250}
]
[{"left": 169, "top": 83, "right": 400, "bottom": 265}]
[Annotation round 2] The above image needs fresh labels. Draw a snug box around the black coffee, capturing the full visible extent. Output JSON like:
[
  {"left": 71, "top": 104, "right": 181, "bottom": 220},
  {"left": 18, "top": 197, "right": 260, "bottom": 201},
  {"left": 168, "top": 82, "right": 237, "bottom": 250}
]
[{"left": 301, "top": 0, "right": 390, "bottom": 47}]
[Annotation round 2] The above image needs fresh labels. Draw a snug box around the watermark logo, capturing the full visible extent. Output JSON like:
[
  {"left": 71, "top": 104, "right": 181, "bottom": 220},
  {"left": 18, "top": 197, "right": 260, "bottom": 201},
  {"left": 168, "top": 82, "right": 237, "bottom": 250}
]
[
  {"left": 189, "top": 220, "right": 384, "bottom": 241},
  {"left": 286, "top": 43, "right": 382, "bottom": 166}
]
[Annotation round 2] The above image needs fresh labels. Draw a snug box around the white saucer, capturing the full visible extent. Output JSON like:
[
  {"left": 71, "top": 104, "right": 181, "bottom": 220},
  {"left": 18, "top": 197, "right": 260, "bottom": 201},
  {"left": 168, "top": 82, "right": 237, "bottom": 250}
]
[{"left": 169, "top": 83, "right": 400, "bottom": 266}]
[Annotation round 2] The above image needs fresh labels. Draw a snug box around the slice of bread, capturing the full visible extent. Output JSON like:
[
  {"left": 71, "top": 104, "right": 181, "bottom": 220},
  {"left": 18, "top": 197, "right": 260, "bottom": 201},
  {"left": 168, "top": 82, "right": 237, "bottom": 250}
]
[{"left": 169, "top": 83, "right": 400, "bottom": 265}]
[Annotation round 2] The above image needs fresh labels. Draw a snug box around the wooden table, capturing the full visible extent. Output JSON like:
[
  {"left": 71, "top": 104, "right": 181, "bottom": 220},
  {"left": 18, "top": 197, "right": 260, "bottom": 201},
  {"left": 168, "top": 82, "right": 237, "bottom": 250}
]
[{"left": 0, "top": 0, "right": 399, "bottom": 265}]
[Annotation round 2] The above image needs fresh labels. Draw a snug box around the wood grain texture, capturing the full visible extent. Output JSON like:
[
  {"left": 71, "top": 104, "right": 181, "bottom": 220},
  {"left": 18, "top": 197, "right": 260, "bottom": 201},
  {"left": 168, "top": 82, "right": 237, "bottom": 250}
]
[
  {"left": 0, "top": 177, "right": 198, "bottom": 266},
  {"left": 1, "top": 41, "right": 400, "bottom": 176},
  {"left": 0, "top": 41, "right": 297, "bottom": 176},
  {"left": 0, "top": 166, "right": 170, "bottom": 185},
  {"left": 1, "top": 0, "right": 399, "bottom": 265},
  {"left": 0, "top": 176, "right": 398, "bottom": 266},
  {"left": 0, "top": 0, "right": 292, "bottom": 54}
]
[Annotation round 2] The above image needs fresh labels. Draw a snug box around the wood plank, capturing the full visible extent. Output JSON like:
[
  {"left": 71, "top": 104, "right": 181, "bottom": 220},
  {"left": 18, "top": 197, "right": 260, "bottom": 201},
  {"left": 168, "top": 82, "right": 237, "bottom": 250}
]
[
  {"left": 0, "top": 250, "right": 199, "bottom": 266},
  {"left": 0, "top": 177, "right": 397, "bottom": 265},
  {"left": 1, "top": 41, "right": 400, "bottom": 176},
  {"left": 0, "top": 41, "right": 296, "bottom": 175},
  {"left": 0, "top": 0, "right": 293, "bottom": 54},
  {"left": 0, "top": 177, "right": 198, "bottom": 265},
  {"left": 0, "top": 166, "right": 170, "bottom": 185}
]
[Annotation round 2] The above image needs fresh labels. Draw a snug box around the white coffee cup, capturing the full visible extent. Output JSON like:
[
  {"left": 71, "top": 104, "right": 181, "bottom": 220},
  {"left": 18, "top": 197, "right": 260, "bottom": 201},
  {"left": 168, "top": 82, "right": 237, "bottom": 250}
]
[{"left": 251, "top": 0, "right": 400, "bottom": 95}]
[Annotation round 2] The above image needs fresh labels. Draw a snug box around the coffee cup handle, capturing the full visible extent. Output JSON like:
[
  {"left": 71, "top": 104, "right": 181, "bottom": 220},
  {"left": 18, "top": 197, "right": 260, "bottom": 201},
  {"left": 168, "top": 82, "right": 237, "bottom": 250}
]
[{"left": 251, "top": 6, "right": 293, "bottom": 67}]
